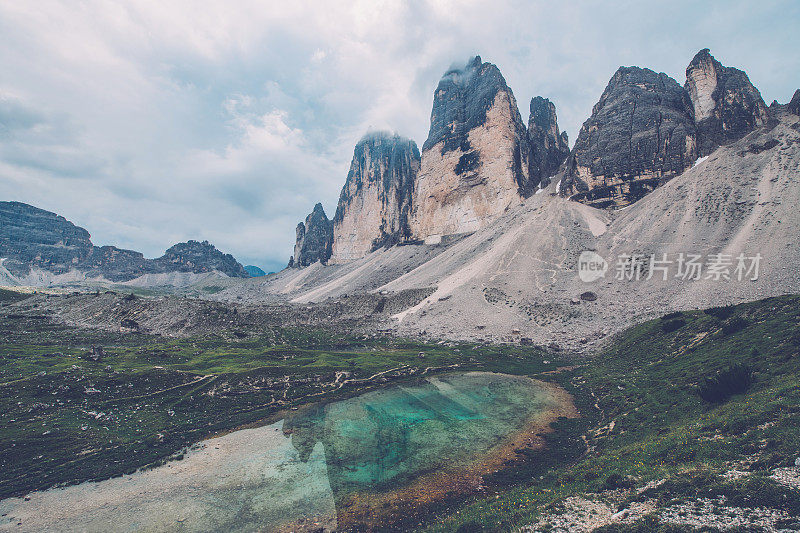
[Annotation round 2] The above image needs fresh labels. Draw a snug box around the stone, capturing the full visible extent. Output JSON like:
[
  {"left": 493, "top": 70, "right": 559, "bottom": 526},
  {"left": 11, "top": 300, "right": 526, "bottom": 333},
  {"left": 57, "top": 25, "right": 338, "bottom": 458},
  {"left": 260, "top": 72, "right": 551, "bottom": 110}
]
[
  {"left": 409, "top": 56, "right": 534, "bottom": 239},
  {"left": 293, "top": 203, "right": 333, "bottom": 267},
  {"left": 331, "top": 132, "right": 420, "bottom": 262},
  {"left": 788, "top": 89, "right": 800, "bottom": 116},
  {"left": 560, "top": 66, "right": 697, "bottom": 209},
  {"left": 528, "top": 96, "right": 570, "bottom": 186},
  {"left": 0, "top": 201, "right": 93, "bottom": 277},
  {"left": 155, "top": 240, "right": 249, "bottom": 278},
  {"left": 0, "top": 202, "right": 248, "bottom": 281},
  {"left": 685, "top": 49, "right": 769, "bottom": 156}
]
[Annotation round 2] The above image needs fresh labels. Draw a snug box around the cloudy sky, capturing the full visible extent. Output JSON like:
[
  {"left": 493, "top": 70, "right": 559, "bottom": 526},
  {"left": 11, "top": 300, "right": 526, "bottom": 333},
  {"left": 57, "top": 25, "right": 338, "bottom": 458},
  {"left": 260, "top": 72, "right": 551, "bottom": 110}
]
[{"left": 1, "top": 1, "right": 798, "bottom": 272}]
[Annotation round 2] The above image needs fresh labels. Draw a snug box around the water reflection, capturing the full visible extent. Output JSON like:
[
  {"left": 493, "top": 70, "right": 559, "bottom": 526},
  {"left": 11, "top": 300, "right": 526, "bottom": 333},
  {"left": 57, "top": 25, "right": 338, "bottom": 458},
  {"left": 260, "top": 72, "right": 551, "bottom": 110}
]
[
  {"left": 284, "top": 372, "right": 553, "bottom": 529},
  {"left": 0, "top": 372, "right": 562, "bottom": 532}
]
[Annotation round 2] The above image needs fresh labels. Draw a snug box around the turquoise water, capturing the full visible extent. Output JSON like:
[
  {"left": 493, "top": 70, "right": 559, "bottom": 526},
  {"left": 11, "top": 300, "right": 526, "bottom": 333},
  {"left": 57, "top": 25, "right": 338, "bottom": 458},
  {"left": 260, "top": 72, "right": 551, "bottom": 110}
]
[
  {"left": 0, "top": 372, "right": 557, "bottom": 532},
  {"left": 286, "top": 372, "right": 550, "bottom": 494}
]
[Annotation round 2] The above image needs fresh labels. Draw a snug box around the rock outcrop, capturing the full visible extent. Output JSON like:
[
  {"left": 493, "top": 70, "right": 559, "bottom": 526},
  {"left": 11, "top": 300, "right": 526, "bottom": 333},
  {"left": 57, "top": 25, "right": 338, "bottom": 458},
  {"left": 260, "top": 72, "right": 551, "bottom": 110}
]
[
  {"left": 788, "top": 89, "right": 800, "bottom": 116},
  {"left": 0, "top": 201, "right": 93, "bottom": 276},
  {"left": 409, "top": 56, "right": 535, "bottom": 240},
  {"left": 292, "top": 203, "right": 333, "bottom": 267},
  {"left": 0, "top": 201, "right": 249, "bottom": 281},
  {"left": 244, "top": 265, "right": 267, "bottom": 277},
  {"left": 156, "top": 240, "right": 249, "bottom": 278},
  {"left": 330, "top": 133, "right": 420, "bottom": 263},
  {"left": 560, "top": 66, "right": 698, "bottom": 209},
  {"left": 527, "top": 96, "right": 570, "bottom": 186},
  {"left": 685, "top": 49, "right": 769, "bottom": 156}
]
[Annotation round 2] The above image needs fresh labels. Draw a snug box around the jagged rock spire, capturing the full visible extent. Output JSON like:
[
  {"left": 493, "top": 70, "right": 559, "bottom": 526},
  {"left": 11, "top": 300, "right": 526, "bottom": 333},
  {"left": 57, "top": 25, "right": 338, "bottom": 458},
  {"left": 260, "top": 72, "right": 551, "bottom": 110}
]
[
  {"left": 410, "top": 56, "right": 534, "bottom": 240},
  {"left": 528, "top": 96, "right": 570, "bottom": 185},
  {"left": 685, "top": 48, "right": 769, "bottom": 156},
  {"left": 292, "top": 203, "right": 333, "bottom": 267},
  {"left": 560, "top": 66, "right": 697, "bottom": 209},
  {"left": 331, "top": 132, "right": 420, "bottom": 263}
]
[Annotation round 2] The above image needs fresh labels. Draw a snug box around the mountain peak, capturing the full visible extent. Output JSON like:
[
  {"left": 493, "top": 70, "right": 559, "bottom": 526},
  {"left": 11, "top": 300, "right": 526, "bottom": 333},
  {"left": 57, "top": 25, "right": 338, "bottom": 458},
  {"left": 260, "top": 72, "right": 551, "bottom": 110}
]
[
  {"left": 330, "top": 132, "right": 420, "bottom": 263},
  {"left": 685, "top": 48, "right": 769, "bottom": 155},
  {"left": 292, "top": 203, "right": 333, "bottom": 267}
]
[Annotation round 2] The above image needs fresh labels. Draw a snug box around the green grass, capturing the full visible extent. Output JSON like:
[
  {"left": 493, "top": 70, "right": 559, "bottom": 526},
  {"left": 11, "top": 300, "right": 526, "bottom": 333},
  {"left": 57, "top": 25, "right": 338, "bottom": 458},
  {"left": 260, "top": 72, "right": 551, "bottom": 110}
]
[
  {"left": 426, "top": 295, "right": 800, "bottom": 531},
  {"left": 3, "top": 294, "right": 800, "bottom": 530},
  {"left": 0, "top": 314, "right": 559, "bottom": 500}
]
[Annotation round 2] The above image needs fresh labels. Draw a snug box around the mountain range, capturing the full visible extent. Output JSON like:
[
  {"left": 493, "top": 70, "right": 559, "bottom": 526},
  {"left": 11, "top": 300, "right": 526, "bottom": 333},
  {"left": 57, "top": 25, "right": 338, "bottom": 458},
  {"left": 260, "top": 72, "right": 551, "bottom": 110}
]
[
  {"left": 209, "top": 48, "right": 799, "bottom": 349},
  {"left": 0, "top": 201, "right": 249, "bottom": 286},
  {"left": 2, "top": 48, "right": 799, "bottom": 351}
]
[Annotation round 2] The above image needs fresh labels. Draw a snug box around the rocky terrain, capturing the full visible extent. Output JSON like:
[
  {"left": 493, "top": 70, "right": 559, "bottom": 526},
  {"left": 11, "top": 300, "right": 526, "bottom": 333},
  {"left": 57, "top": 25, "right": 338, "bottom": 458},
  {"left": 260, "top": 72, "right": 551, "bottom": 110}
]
[
  {"left": 0, "top": 201, "right": 249, "bottom": 285},
  {"left": 409, "top": 56, "right": 536, "bottom": 240},
  {"left": 4, "top": 49, "right": 798, "bottom": 354},
  {"left": 559, "top": 66, "right": 698, "bottom": 208},
  {"left": 293, "top": 57, "right": 571, "bottom": 268},
  {"left": 527, "top": 96, "right": 570, "bottom": 188},
  {"left": 788, "top": 89, "right": 800, "bottom": 116},
  {"left": 291, "top": 203, "right": 333, "bottom": 267},
  {"left": 0, "top": 201, "right": 94, "bottom": 277},
  {"left": 330, "top": 132, "right": 420, "bottom": 263},
  {"left": 685, "top": 48, "right": 769, "bottom": 156},
  {"left": 212, "top": 107, "right": 800, "bottom": 352}
]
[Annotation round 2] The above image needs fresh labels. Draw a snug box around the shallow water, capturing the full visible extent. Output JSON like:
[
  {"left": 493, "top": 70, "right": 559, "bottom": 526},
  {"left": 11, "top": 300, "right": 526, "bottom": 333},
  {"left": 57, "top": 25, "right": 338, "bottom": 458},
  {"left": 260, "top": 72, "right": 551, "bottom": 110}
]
[{"left": 0, "top": 372, "right": 564, "bottom": 532}]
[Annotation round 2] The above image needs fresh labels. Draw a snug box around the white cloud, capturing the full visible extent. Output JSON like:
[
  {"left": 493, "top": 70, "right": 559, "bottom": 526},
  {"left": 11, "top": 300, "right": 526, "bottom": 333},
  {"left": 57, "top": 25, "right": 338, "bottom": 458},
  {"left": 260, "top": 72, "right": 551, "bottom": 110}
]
[{"left": 0, "top": 0, "right": 798, "bottom": 271}]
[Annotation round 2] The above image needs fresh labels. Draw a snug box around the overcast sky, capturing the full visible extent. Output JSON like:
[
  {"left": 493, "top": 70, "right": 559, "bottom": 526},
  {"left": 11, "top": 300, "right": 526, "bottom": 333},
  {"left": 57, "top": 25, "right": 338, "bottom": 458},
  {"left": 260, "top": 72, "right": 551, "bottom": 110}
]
[{"left": 1, "top": 1, "right": 798, "bottom": 272}]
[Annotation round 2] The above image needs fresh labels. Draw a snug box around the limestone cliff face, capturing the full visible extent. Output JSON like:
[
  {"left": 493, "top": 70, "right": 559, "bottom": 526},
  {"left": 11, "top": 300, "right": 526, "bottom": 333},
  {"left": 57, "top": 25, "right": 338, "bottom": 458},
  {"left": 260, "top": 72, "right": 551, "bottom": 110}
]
[
  {"left": 560, "top": 66, "right": 698, "bottom": 209},
  {"left": 293, "top": 203, "right": 333, "bottom": 267},
  {"left": 685, "top": 49, "right": 769, "bottom": 156},
  {"left": 409, "top": 56, "right": 534, "bottom": 240},
  {"left": 527, "top": 96, "right": 570, "bottom": 185},
  {"left": 330, "top": 132, "right": 420, "bottom": 263}
]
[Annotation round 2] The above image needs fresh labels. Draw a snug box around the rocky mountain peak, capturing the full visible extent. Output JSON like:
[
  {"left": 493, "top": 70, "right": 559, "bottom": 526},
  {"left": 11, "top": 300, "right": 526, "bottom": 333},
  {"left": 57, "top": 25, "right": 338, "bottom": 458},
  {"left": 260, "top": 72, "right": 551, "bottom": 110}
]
[
  {"left": 422, "top": 56, "right": 518, "bottom": 154},
  {"left": 293, "top": 203, "right": 333, "bottom": 267},
  {"left": 560, "top": 66, "right": 697, "bottom": 209},
  {"left": 330, "top": 132, "right": 420, "bottom": 263},
  {"left": 528, "top": 96, "right": 570, "bottom": 185},
  {"left": 685, "top": 48, "right": 769, "bottom": 155},
  {"left": 410, "top": 55, "right": 535, "bottom": 239},
  {"left": 788, "top": 89, "right": 800, "bottom": 116},
  {"left": 157, "top": 240, "right": 248, "bottom": 278},
  {"left": 0, "top": 201, "right": 248, "bottom": 281},
  {"left": 0, "top": 201, "right": 94, "bottom": 276}
]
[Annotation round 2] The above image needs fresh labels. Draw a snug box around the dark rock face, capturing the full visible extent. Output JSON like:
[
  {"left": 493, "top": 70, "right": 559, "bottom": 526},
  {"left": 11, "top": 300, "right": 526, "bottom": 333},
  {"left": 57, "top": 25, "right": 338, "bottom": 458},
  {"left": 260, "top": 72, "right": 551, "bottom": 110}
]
[
  {"left": 293, "top": 203, "right": 333, "bottom": 267},
  {"left": 527, "top": 96, "right": 570, "bottom": 185},
  {"left": 156, "top": 240, "right": 249, "bottom": 278},
  {"left": 560, "top": 66, "right": 698, "bottom": 209},
  {"left": 685, "top": 49, "right": 769, "bottom": 156},
  {"left": 0, "top": 201, "right": 93, "bottom": 276},
  {"left": 0, "top": 201, "right": 248, "bottom": 281},
  {"left": 244, "top": 265, "right": 266, "bottom": 277},
  {"left": 788, "top": 89, "right": 800, "bottom": 116},
  {"left": 80, "top": 246, "right": 150, "bottom": 282},
  {"left": 331, "top": 132, "right": 420, "bottom": 262}
]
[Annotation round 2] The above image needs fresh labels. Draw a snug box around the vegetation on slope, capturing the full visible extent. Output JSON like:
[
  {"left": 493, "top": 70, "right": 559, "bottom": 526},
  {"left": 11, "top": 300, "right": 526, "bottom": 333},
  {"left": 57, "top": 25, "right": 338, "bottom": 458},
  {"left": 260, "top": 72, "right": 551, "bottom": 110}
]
[
  {"left": 428, "top": 295, "right": 800, "bottom": 531},
  {"left": 0, "top": 310, "right": 557, "bottom": 500}
]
